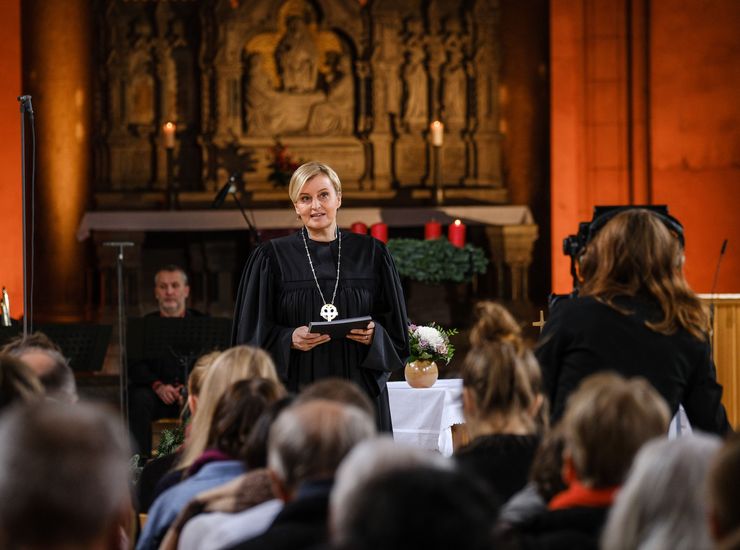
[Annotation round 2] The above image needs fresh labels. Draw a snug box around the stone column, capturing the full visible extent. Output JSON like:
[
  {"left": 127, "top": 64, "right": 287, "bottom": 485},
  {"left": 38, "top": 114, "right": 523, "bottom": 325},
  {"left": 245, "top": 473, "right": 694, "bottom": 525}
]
[{"left": 22, "top": 0, "right": 93, "bottom": 321}]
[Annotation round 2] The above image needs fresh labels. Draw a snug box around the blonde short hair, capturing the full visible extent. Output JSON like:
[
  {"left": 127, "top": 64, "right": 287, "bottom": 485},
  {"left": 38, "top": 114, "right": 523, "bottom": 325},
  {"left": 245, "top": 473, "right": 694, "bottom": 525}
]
[
  {"left": 288, "top": 161, "right": 342, "bottom": 203},
  {"left": 178, "top": 345, "right": 282, "bottom": 469}
]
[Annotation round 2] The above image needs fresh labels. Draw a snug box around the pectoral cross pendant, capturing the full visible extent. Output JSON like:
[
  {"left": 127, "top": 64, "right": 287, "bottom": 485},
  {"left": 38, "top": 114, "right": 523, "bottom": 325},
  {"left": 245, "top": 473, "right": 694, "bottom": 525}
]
[{"left": 320, "top": 303, "right": 338, "bottom": 322}]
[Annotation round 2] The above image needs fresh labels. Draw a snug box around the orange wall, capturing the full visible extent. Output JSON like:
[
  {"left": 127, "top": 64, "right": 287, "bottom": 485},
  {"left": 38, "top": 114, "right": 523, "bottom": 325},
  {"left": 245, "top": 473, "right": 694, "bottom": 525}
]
[
  {"left": 551, "top": 0, "right": 740, "bottom": 294},
  {"left": 0, "top": 0, "right": 23, "bottom": 317},
  {"left": 649, "top": 0, "right": 740, "bottom": 292}
]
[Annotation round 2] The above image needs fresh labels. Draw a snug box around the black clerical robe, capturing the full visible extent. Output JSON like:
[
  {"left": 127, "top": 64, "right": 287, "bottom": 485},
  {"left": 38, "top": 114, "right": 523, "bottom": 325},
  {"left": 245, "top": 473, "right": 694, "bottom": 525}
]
[{"left": 232, "top": 230, "right": 410, "bottom": 431}]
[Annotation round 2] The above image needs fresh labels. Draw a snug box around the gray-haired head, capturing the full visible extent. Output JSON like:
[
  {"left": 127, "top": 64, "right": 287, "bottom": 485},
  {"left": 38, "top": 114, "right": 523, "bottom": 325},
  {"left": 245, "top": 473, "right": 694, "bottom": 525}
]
[
  {"left": 8, "top": 346, "right": 77, "bottom": 403},
  {"left": 330, "top": 436, "right": 453, "bottom": 545},
  {"left": 0, "top": 401, "right": 131, "bottom": 548},
  {"left": 601, "top": 433, "right": 722, "bottom": 550},
  {"left": 267, "top": 399, "right": 375, "bottom": 495}
]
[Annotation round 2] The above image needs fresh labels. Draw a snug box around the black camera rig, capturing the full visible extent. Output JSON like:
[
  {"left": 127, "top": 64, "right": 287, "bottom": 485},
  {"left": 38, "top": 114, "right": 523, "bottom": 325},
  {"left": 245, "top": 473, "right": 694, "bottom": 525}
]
[{"left": 552, "top": 205, "right": 684, "bottom": 306}]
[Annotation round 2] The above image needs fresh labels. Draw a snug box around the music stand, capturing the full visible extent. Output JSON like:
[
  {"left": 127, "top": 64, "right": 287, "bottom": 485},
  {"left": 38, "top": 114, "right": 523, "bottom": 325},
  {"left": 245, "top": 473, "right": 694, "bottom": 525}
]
[
  {"left": 35, "top": 324, "right": 112, "bottom": 372},
  {"left": 126, "top": 316, "right": 232, "bottom": 386},
  {"left": 0, "top": 323, "right": 111, "bottom": 372}
]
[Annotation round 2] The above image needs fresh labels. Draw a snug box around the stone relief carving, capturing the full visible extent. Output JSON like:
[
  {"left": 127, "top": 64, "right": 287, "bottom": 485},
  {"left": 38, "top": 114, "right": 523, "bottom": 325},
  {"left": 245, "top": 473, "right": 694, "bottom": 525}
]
[
  {"left": 400, "top": 18, "right": 428, "bottom": 132},
  {"left": 439, "top": 18, "right": 470, "bottom": 131},
  {"left": 125, "top": 18, "right": 156, "bottom": 127},
  {"left": 242, "top": 1, "right": 351, "bottom": 137},
  {"left": 95, "top": 0, "right": 505, "bottom": 200}
]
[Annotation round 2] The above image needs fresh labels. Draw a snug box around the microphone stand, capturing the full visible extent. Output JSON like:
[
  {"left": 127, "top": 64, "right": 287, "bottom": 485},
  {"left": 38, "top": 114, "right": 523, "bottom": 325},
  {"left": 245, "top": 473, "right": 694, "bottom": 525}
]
[
  {"left": 708, "top": 239, "right": 728, "bottom": 365},
  {"left": 103, "top": 241, "right": 134, "bottom": 427},
  {"left": 230, "top": 191, "right": 261, "bottom": 247},
  {"left": 18, "top": 95, "right": 35, "bottom": 337},
  {"left": 214, "top": 174, "right": 260, "bottom": 247}
]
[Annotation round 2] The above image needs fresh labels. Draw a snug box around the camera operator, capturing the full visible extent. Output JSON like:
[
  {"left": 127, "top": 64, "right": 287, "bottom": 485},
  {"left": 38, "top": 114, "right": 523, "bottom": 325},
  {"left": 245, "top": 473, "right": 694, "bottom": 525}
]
[{"left": 536, "top": 208, "right": 730, "bottom": 435}]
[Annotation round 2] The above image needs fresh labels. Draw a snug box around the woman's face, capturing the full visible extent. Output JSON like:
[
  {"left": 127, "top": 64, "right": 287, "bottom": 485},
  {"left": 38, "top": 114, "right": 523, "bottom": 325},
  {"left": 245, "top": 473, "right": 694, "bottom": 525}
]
[{"left": 294, "top": 174, "right": 341, "bottom": 233}]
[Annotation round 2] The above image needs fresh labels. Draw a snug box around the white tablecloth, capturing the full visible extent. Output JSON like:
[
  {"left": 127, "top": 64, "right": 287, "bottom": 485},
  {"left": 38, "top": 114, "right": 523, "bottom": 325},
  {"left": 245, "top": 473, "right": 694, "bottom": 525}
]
[{"left": 388, "top": 378, "right": 465, "bottom": 457}]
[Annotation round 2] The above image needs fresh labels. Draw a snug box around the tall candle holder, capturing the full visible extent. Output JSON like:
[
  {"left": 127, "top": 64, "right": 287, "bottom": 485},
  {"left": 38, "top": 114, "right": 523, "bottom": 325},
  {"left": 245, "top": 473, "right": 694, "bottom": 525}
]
[
  {"left": 430, "top": 120, "right": 444, "bottom": 205},
  {"left": 163, "top": 121, "right": 179, "bottom": 210}
]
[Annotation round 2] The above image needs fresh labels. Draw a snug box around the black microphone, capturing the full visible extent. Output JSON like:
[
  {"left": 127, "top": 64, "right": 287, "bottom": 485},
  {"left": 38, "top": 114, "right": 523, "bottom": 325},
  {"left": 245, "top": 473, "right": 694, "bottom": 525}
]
[
  {"left": 17, "top": 95, "right": 33, "bottom": 115},
  {"left": 708, "top": 238, "right": 728, "bottom": 362},
  {"left": 212, "top": 174, "right": 237, "bottom": 208}
]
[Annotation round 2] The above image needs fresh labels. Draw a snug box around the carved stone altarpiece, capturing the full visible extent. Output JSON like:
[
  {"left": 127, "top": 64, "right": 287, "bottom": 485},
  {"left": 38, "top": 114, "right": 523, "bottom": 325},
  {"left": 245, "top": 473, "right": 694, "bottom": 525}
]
[{"left": 93, "top": 0, "right": 506, "bottom": 204}]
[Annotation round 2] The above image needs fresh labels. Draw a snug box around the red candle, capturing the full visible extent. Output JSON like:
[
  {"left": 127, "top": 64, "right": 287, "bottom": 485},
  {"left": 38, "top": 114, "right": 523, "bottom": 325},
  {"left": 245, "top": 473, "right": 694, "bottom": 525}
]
[
  {"left": 448, "top": 219, "right": 466, "bottom": 248},
  {"left": 370, "top": 222, "right": 388, "bottom": 243},
  {"left": 350, "top": 222, "right": 368, "bottom": 235},
  {"left": 424, "top": 220, "right": 442, "bottom": 240}
]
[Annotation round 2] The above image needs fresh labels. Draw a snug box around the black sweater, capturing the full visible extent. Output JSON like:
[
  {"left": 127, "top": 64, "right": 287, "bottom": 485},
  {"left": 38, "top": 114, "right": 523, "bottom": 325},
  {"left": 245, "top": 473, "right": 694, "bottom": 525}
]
[{"left": 535, "top": 295, "right": 730, "bottom": 435}]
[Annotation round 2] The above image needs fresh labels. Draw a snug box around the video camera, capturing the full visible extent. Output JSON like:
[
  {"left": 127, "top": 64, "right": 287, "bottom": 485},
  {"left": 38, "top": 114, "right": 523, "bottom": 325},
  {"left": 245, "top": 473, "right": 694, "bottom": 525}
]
[{"left": 551, "top": 205, "right": 684, "bottom": 307}]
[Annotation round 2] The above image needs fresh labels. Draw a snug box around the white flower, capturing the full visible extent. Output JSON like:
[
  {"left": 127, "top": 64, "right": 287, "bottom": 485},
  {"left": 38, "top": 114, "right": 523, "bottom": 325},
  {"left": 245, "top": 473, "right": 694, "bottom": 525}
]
[{"left": 415, "top": 326, "right": 445, "bottom": 349}]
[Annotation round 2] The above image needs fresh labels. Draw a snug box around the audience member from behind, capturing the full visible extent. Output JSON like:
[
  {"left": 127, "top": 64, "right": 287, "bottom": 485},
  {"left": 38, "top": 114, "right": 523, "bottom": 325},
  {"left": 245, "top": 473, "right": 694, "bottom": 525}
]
[
  {"left": 499, "top": 426, "right": 568, "bottom": 526},
  {"left": 178, "top": 378, "right": 373, "bottom": 550},
  {"left": 536, "top": 209, "right": 730, "bottom": 434},
  {"left": 177, "top": 346, "right": 281, "bottom": 472},
  {"left": 334, "top": 467, "right": 499, "bottom": 550},
  {"left": 292, "top": 376, "right": 375, "bottom": 417},
  {"left": 166, "top": 397, "right": 294, "bottom": 550},
  {"left": 146, "top": 346, "right": 280, "bottom": 507},
  {"left": 708, "top": 433, "right": 740, "bottom": 549},
  {"left": 137, "top": 377, "right": 282, "bottom": 550},
  {"left": 2, "top": 331, "right": 78, "bottom": 403},
  {"left": 0, "top": 401, "right": 132, "bottom": 549},
  {"left": 457, "top": 301, "right": 546, "bottom": 503},
  {"left": 128, "top": 265, "right": 206, "bottom": 459},
  {"left": 514, "top": 372, "right": 670, "bottom": 550},
  {"left": 0, "top": 354, "right": 43, "bottom": 412},
  {"left": 330, "top": 436, "right": 453, "bottom": 544},
  {"left": 225, "top": 399, "right": 376, "bottom": 550},
  {"left": 602, "top": 433, "right": 721, "bottom": 550},
  {"left": 136, "top": 350, "right": 220, "bottom": 513}
]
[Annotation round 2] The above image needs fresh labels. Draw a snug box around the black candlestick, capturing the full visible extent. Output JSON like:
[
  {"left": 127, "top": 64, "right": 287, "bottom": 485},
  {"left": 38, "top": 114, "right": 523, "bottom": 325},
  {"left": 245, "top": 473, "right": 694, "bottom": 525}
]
[{"left": 166, "top": 148, "right": 179, "bottom": 210}]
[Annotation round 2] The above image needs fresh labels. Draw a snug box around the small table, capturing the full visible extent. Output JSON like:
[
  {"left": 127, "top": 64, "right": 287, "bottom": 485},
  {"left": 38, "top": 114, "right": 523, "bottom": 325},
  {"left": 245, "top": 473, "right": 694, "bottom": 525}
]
[{"left": 388, "top": 379, "right": 465, "bottom": 457}]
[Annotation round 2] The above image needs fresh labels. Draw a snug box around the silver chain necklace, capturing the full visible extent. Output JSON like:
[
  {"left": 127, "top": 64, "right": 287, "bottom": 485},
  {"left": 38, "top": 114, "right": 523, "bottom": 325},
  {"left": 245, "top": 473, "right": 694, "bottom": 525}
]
[{"left": 301, "top": 226, "right": 341, "bottom": 321}]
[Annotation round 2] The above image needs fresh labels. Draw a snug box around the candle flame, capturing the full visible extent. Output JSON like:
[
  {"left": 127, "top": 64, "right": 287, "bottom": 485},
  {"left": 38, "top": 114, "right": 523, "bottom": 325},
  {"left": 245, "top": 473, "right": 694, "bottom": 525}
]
[{"left": 454, "top": 219, "right": 461, "bottom": 225}]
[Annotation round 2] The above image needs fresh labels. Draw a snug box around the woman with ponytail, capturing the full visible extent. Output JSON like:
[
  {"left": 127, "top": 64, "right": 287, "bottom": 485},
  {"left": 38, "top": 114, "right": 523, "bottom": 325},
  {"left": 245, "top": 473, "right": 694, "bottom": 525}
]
[{"left": 455, "top": 301, "right": 546, "bottom": 503}]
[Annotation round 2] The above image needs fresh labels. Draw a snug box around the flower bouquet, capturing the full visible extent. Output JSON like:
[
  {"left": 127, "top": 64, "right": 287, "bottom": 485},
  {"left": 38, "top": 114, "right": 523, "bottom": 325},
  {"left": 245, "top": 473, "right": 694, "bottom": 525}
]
[{"left": 406, "top": 323, "right": 458, "bottom": 388}]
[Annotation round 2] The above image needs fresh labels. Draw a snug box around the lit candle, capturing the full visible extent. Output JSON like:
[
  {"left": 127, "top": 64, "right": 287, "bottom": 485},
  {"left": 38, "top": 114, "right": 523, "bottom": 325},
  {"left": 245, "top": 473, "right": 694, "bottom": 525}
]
[
  {"left": 424, "top": 220, "right": 442, "bottom": 240},
  {"left": 350, "top": 222, "right": 368, "bottom": 235},
  {"left": 370, "top": 222, "right": 388, "bottom": 243},
  {"left": 430, "top": 120, "right": 444, "bottom": 147},
  {"left": 163, "top": 121, "right": 176, "bottom": 149},
  {"left": 448, "top": 219, "right": 466, "bottom": 248}
]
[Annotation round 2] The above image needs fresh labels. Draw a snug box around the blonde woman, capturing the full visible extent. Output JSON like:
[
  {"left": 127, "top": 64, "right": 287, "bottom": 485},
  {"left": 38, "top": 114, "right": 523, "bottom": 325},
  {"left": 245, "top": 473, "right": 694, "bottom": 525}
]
[
  {"left": 177, "top": 345, "right": 281, "bottom": 471},
  {"left": 232, "top": 161, "right": 409, "bottom": 431}
]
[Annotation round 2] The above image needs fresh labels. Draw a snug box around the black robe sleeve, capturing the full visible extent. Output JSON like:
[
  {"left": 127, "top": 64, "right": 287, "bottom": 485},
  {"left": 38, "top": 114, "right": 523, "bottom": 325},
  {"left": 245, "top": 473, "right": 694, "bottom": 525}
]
[
  {"left": 360, "top": 241, "right": 410, "bottom": 389},
  {"left": 231, "top": 243, "right": 294, "bottom": 380}
]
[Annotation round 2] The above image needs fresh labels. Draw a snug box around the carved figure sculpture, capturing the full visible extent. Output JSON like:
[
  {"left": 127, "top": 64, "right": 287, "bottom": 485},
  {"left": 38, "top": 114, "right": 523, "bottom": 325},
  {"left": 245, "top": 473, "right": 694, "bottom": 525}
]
[
  {"left": 307, "top": 55, "right": 354, "bottom": 135},
  {"left": 246, "top": 53, "right": 280, "bottom": 135},
  {"left": 126, "top": 18, "right": 156, "bottom": 126},
  {"left": 400, "top": 19, "right": 428, "bottom": 131},
  {"left": 440, "top": 32, "right": 467, "bottom": 130},
  {"left": 275, "top": 16, "right": 319, "bottom": 92}
]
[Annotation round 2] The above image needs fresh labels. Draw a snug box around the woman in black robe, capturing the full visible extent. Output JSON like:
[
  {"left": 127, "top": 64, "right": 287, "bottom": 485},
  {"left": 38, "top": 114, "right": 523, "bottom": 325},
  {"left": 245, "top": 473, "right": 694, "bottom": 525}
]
[{"left": 232, "top": 161, "right": 409, "bottom": 431}]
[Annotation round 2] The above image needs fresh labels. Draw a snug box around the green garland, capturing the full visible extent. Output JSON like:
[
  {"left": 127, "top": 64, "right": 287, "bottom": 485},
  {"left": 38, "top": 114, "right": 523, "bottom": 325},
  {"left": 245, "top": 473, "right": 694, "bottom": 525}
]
[
  {"left": 156, "top": 424, "right": 185, "bottom": 458},
  {"left": 387, "top": 238, "right": 488, "bottom": 284}
]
